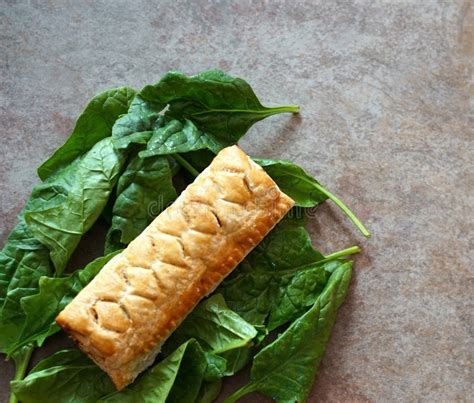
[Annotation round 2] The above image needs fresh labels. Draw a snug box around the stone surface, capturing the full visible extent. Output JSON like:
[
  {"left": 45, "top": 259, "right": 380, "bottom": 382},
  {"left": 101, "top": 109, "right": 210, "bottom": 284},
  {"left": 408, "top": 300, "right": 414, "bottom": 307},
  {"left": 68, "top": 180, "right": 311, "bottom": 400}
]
[{"left": 0, "top": 0, "right": 472, "bottom": 401}]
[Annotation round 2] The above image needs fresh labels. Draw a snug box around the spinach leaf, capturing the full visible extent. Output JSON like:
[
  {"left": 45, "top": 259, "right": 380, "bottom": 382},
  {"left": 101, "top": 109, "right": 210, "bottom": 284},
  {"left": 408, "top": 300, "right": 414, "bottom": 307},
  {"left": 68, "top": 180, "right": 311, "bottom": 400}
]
[
  {"left": 9, "top": 344, "right": 35, "bottom": 403},
  {"left": 167, "top": 294, "right": 257, "bottom": 355},
  {"left": 1, "top": 138, "right": 125, "bottom": 353},
  {"left": 266, "top": 260, "right": 334, "bottom": 332},
  {"left": 140, "top": 70, "right": 299, "bottom": 141},
  {"left": 255, "top": 158, "right": 328, "bottom": 207},
  {"left": 256, "top": 158, "right": 370, "bottom": 237},
  {"left": 139, "top": 118, "right": 226, "bottom": 157},
  {"left": 220, "top": 347, "right": 254, "bottom": 377},
  {"left": 196, "top": 380, "right": 222, "bottom": 403},
  {"left": 219, "top": 214, "right": 327, "bottom": 328},
  {"left": 220, "top": 212, "right": 358, "bottom": 331},
  {"left": 224, "top": 261, "right": 353, "bottom": 403},
  {"left": 99, "top": 340, "right": 207, "bottom": 403},
  {"left": 0, "top": 222, "right": 52, "bottom": 352},
  {"left": 0, "top": 176, "right": 81, "bottom": 351},
  {"left": 25, "top": 137, "right": 126, "bottom": 274},
  {"left": 202, "top": 353, "right": 227, "bottom": 381},
  {"left": 7, "top": 252, "right": 120, "bottom": 355},
  {"left": 10, "top": 349, "right": 115, "bottom": 403},
  {"left": 164, "top": 294, "right": 257, "bottom": 378},
  {"left": 0, "top": 183, "right": 70, "bottom": 309},
  {"left": 38, "top": 87, "right": 136, "bottom": 180},
  {"left": 12, "top": 340, "right": 225, "bottom": 403},
  {"left": 112, "top": 95, "right": 165, "bottom": 150},
  {"left": 104, "top": 152, "right": 177, "bottom": 253}
]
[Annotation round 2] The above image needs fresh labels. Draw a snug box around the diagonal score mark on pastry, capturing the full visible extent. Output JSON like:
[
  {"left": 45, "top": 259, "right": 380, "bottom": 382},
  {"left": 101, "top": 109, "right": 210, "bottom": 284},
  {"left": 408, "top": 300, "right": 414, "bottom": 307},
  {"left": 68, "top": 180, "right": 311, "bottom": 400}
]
[{"left": 55, "top": 145, "right": 294, "bottom": 390}]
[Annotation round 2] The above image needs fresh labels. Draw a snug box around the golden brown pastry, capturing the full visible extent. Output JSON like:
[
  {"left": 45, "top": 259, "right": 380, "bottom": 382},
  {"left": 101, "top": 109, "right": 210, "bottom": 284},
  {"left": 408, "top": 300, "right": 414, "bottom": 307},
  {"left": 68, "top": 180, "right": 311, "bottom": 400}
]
[{"left": 56, "top": 145, "right": 294, "bottom": 390}]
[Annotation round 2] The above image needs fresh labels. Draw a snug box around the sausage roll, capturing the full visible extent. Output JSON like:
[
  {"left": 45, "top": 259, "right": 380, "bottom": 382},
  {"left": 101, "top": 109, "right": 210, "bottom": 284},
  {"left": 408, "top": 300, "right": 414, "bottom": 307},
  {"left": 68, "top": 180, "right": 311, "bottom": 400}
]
[{"left": 56, "top": 145, "right": 294, "bottom": 390}]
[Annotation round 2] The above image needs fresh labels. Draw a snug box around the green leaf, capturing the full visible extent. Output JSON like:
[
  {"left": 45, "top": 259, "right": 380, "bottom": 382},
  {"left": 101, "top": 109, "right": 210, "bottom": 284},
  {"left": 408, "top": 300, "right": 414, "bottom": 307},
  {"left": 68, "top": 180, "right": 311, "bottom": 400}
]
[
  {"left": 21, "top": 342, "right": 221, "bottom": 403},
  {"left": 25, "top": 137, "right": 126, "bottom": 274},
  {"left": 0, "top": 171, "right": 81, "bottom": 350},
  {"left": 224, "top": 262, "right": 353, "bottom": 403},
  {"left": 202, "top": 353, "right": 227, "bottom": 381},
  {"left": 196, "top": 380, "right": 222, "bottom": 403},
  {"left": 104, "top": 152, "right": 177, "bottom": 253},
  {"left": 267, "top": 260, "right": 337, "bottom": 332},
  {"left": 256, "top": 158, "right": 371, "bottom": 237},
  {"left": 111, "top": 95, "right": 165, "bottom": 150},
  {"left": 99, "top": 340, "right": 207, "bottom": 403},
  {"left": 165, "top": 343, "right": 209, "bottom": 403},
  {"left": 38, "top": 87, "right": 136, "bottom": 180},
  {"left": 10, "top": 349, "right": 115, "bottom": 403},
  {"left": 219, "top": 214, "right": 327, "bottom": 328},
  {"left": 1, "top": 138, "right": 125, "bottom": 352},
  {"left": 9, "top": 344, "right": 35, "bottom": 403},
  {"left": 168, "top": 294, "right": 257, "bottom": 355},
  {"left": 255, "top": 158, "right": 328, "bottom": 207},
  {"left": 140, "top": 70, "right": 299, "bottom": 141},
  {"left": 220, "top": 346, "right": 254, "bottom": 377},
  {"left": 0, "top": 183, "right": 71, "bottom": 312},
  {"left": 164, "top": 294, "right": 257, "bottom": 378},
  {"left": 0, "top": 221, "right": 52, "bottom": 352},
  {"left": 6, "top": 252, "right": 120, "bottom": 355},
  {"left": 139, "top": 118, "right": 226, "bottom": 158}
]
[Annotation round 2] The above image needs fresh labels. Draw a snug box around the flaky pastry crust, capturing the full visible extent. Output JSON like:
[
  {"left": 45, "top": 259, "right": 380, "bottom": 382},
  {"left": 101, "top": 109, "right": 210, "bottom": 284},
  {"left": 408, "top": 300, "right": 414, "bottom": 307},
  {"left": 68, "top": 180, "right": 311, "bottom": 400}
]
[{"left": 56, "top": 145, "right": 294, "bottom": 389}]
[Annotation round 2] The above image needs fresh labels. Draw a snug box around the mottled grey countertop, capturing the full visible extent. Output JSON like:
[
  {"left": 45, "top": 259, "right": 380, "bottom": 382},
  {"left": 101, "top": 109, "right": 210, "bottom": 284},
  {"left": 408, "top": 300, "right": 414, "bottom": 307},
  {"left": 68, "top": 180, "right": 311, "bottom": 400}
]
[{"left": 1, "top": 1, "right": 472, "bottom": 402}]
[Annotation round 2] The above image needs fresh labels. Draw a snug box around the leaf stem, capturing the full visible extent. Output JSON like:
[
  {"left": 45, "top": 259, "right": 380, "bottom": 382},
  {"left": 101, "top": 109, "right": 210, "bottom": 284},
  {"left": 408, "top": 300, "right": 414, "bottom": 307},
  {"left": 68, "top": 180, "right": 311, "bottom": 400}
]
[
  {"left": 223, "top": 383, "right": 258, "bottom": 403},
  {"left": 190, "top": 105, "right": 300, "bottom": 116},
  {"left": 312, "top": 182, "right": 371, "bottom": 238},
  {"left": 318, "top": 245, "right": 361, "bottom": 264},
  {"left": 172, "top": 154, "right": 199, "bottom": 177},
  {"left": 266, "top": 105, "right": 300, "bottom": 114},
  {"left": 9, "top": 344, "right": 34, "bottom": 403}
]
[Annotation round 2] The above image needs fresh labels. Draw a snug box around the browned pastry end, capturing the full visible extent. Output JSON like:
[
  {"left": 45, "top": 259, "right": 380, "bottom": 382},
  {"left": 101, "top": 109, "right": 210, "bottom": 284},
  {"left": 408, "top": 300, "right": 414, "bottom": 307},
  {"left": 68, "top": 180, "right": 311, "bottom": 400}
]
[{"left": 55, "top": 145, "right": 294, "bottom": 390}]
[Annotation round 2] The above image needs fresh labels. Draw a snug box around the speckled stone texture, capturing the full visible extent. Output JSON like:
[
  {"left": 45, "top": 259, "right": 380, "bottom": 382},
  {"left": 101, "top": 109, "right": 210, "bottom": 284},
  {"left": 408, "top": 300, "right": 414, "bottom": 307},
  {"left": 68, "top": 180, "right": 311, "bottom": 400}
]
[{"left": 1, "top": 0, "right": 472, "bottom": 401}]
